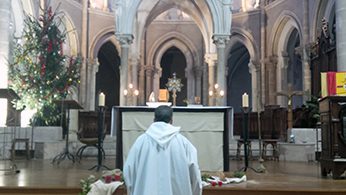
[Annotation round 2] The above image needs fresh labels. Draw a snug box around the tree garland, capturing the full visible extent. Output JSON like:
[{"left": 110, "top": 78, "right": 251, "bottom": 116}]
[{"left": 9, "top": 6, "right": 81, "bottom": 125}]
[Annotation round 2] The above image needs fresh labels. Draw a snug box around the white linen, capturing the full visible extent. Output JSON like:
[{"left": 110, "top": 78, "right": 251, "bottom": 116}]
[
  {"left": 123, "top": 122, "right": 202, "bottom": 195},
  {"left": 87, "top": 180, "right": 123, "bottom": 195},
  {"left": 122, "top": 112, "right": 225, "bottom": 171}
]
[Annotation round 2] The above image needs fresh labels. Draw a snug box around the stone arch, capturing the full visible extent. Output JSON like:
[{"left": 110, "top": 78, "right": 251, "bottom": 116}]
[
  {"left": 57, "top": 11, "right": 80, "bottom": 56},
  {"left": 312, "top": 0, "right": 335, "bottom": 40},
  {"left": 90, "top": 27, "right": 120, "bottom": 59},
  {"left": 271, "top": 11, "right": 303, "bottom": 107},
  {"left": 148, "top": 32, "right": 198, "bottom": 101},
  {"left": 226, "top": 28, "right": 260, "bottom": 110},
  {"left": 86, "top": 28, "right": 120, "bottom": 110}
]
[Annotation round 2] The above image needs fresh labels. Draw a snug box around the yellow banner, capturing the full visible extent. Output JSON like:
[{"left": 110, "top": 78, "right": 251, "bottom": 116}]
[{"left": 336, "top": 72, "right": 346, "bottom": 95}]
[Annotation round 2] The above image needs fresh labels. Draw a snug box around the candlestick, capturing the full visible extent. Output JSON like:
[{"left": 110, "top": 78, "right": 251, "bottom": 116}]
[
  {"left": 242, "top": 92, "right": 249, "bottom": 108},
  {"left": 99, "top": 92, "right": 105, "bottom": 107}
]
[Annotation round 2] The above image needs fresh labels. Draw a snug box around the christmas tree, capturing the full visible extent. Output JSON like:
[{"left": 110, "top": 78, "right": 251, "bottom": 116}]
[{"left": 9, "top": 6, "right": 81, "bottom": 125}]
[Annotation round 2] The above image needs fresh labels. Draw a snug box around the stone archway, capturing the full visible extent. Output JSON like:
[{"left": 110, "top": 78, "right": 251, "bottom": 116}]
[
  {"left": 160, "top": 47, "right": 187, "bottom": 106},
  {"left": 271, "top": 12, "right": 303, "bottom": 108},
  {"left": 96, "top": 41, "right": 120, "bottom": 109},
  {"left": 226, "top": 28, "right": 260, "bottom": 111},
  {"left": 148, "top": 32, "right": 200, "bottom": 103}
]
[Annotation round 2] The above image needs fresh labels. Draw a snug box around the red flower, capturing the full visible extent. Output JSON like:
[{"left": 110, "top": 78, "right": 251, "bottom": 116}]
[
  {"left": 218, "top": 181, "right": 223, "bottom": 186},
  {"left": 211, "top": 181, "right": 217, "bottom": 187},
  {"left": 104, "top": 175, "right": 112, "bottom": 183},
  {"left": 113, "top": 174, "right": 121, "bottom": 181}
]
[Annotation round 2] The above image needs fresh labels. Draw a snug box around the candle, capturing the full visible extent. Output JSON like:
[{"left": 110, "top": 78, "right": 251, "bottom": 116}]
[
  {"left": 242, "top": 92, "right": 249, "bottom": 107},
  {"left": 209, "top": 90, "right": 213, "bottom": 97},
  {"left": 99, "top": 92, "right": 105, "bottom": 107},
  {"left": 219, "top": 90, "right": 225, "bottom": 97}
]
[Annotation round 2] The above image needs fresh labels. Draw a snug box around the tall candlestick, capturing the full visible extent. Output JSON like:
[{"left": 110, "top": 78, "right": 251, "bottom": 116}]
[
  {"left": 99, "top": 92, "right": 105, "bottom": 107},
  {"left": 242, "top": 92, "right": 249, "bottom": 107}
]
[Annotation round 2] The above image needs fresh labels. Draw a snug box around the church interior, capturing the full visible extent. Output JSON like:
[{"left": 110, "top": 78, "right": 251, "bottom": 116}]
[{"left": 0, "top": 0, "right": 346, "bottom": 194}]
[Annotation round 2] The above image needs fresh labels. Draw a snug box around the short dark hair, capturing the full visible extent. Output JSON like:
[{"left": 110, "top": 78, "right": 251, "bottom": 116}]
[{"left": 154, "top": 105, "right": 173, "bottom": 123}]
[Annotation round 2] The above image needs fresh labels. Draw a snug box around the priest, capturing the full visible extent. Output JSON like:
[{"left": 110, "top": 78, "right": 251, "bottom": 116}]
[{"left": 123, "top": 105, "right": 202, "bottom": 195}]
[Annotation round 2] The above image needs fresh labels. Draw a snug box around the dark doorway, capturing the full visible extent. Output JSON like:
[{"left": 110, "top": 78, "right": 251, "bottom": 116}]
[
  {"left": 96, "top": 41, "right": 120, "bottom": 109},
  {"left": 160, "top": 47, "right": 187, "bottom": 106},
  {"left": 227, "top": 42, "right": 251, "bottom": 113}
]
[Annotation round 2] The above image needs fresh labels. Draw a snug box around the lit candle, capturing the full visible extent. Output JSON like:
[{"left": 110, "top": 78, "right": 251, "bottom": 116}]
[
  {"left": 214, "top": 83, "right": 219, "bottom": 89},
  {"left": 99, "top": 92, "right": 105, "bottom": 107},
  {"left": 242, "top": 93, "right": 249, "bottom": 107},
  {"left": 124, "top": 89, "right": 128, "bottom": 96},
  {"left": 134, "top": 89, "right": 139, "bottom": 96},
  {"left": 209, "top": 90, "right": 213, "bottom": 96},
  {"left": 129, "top": 83, "right": 133, "bottom": 89},
  {"left": 219, "top": 90, "right": 225, "bottom": 97}
]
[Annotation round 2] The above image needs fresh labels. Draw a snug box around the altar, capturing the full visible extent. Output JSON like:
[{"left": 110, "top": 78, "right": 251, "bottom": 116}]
[{"left": 111, "top": 106, "right": 233, "bottom": 171}]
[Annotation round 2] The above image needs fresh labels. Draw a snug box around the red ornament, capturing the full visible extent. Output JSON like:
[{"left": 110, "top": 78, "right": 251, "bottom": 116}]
[{"left": 41, "top": 64, "right": 46, "bottom": 76}]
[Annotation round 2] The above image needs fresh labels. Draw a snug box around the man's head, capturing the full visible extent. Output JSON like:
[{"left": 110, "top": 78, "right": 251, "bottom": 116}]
[{"left": 154, "top": 105, "right": 173, "bottom": 123}]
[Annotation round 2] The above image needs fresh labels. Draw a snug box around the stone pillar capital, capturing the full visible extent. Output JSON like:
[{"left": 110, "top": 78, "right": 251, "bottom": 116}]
[
  {"left": 204, "top": 53, "right": 218, "bottom": 66},
  {"left": 212, "top": 34, "right": 230, "bottom": 48},
  {"left": 116, "top": 34, "right": 134, "bottom": 47},
  {"left": 194, "top": 66, "right": 204, "bottom": 78}
]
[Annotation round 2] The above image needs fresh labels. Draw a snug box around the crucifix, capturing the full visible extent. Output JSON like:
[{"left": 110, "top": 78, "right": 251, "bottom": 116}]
[{"left": 276, "top": 83, "right": 306, "bottom": 140}]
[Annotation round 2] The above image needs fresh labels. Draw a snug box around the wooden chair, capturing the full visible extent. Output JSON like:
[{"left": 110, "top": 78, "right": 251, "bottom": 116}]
[{"left": 76, "top": 111, "right": 106, "bottom": 160}]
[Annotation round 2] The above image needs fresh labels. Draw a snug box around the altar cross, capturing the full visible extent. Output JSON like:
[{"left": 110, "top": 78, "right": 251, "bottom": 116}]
[{"left": 276, "top": 83, "right": 306, "bottom": 130}]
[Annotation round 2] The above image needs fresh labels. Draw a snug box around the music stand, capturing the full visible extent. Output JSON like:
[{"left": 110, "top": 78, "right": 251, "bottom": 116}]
[
  {"left": 52, "top": 99, "right": 83, "bottom": 164},
  {"left": 0, "top": 88, "right": 20, "bottom": 174}
]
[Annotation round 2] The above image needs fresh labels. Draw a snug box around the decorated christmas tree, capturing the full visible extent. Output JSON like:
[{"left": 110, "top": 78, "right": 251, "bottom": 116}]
[{"left": 9, "top": 6, "right": 81, "bottom": 125}]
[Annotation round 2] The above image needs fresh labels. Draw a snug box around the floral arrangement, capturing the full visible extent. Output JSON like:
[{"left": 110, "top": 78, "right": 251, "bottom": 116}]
[
  {"left": 80, "top": 175, "right": 97, "bottom": 195},
  {"left": 201, "top": 171, "right": 246, "bottom": 187},
  {"left": 79, "top": 169, "right": 123, "bottom": 195}
]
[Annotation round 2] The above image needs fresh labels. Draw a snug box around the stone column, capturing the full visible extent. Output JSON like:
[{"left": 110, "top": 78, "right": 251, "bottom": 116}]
[
  {"left": 145, "top": 67, "right": 154, "bottom": 101},
  {"left": 88, "top": 58, "right": 99, "bottom": 110},
  {"left": 266, "top": 55, "right": 278, "bottom": 105},
  {"left": 302, "top": 0, "right": 311, "bottom": 95},
  {"left": 248, "top": 61, "right": 257, "bottom": 111},
  {"left": 212, "top": 35, "right": 229, "bottom": 106},
  {"left": 205, "top": 53, "right": 217, "bottom": 106},
  {"left": 278, "top": 52, "right": 289, "bottom": 107},
  {"left": 138, "top": 64, "right": 145, "bottom": 105},
  {"left": 194, "top": 66, "right": 203, "bottom": 103},
  {"left": 129, "top": 56, "right": 139, "bottom": 105},
  {"left": 79, "top": 0, "right": 89, "bottom": 108},
  {"left": 202, "top": 62, "right": 208, "bottom": 105},
  {"left": 153, "top": 66, "right": 162, "bottom": 98},
  {"left": 116, "top": 34, "right": 133, "bottom": 106},
  {"left": 0, "top": 0, "right": 11, "bottom": 126},
  {"left": 336, "top": 0, "right": 346, "bottom": 71}
]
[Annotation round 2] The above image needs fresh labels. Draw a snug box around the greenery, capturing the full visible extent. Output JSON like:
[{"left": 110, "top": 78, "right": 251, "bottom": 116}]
[
  {"left": 9, "top": 6, "right": 81, "bottom": 125},
  {"left": 80, "top": 175, "right": 97, "bottom": 195}
]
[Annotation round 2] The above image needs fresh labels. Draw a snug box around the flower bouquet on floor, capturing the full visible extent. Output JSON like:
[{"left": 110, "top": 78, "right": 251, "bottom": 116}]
[{"left": 201, "top": 171, "right": 246, "bottom": 187}]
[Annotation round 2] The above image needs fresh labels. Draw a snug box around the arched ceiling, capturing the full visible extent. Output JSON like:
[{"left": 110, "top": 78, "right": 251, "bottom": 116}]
[{"left": 137, "top": 0, "right": 213, "bottom": 52}]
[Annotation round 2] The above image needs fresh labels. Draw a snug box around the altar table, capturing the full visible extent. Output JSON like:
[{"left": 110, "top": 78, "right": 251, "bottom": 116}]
[{"left": 111, "top": 106, "right": 233, "bottom": 171}]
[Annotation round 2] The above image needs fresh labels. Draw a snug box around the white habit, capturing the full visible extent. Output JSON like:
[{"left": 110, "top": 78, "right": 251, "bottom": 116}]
[{"left": 123, "top": 122, "right": 202, "bottom": 195}]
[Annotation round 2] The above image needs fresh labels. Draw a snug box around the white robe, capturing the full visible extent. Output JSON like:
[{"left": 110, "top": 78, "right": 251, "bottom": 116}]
[{"left": 123, "top": 122, "right": 202, "bottom": 195}]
